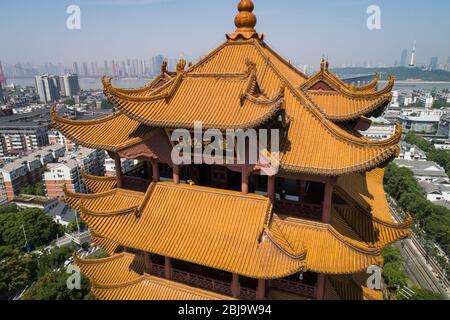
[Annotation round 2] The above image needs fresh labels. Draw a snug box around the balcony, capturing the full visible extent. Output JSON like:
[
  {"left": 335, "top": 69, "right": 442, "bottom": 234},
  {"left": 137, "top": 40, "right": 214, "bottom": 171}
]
[
  {"left": 149, "top": 263, "right": 257, "bottom": 300},
  {"left": 274, "top": 199, "right": 322, "bottom": 221},
  {"left": 271, "top": 279, "right": 316, "bottom": 299}
]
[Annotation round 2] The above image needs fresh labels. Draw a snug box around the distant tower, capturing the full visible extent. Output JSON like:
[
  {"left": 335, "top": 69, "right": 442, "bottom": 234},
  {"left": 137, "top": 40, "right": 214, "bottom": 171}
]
[
  {"left": 0, "top": 61, "right": 6, "bottom": 86},
  {"left": 409, "top": 41, "right": 416, "bottom": 67}
]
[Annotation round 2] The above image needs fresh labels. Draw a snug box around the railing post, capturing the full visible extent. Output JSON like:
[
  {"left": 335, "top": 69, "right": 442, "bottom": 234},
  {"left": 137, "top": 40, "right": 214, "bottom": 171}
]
[
  {"left": 114, "top": 154, "right": 123, "bottom": 188},
  {"left": 267, "top": 175, "right": 275, "bottom": 202},
  {"left": 151, "top": 158, "right": 160, "bottom": 182},
  {"left": 256, "top": 279, "right": 266, "bottom": 300},
  {"left": 315, "top": 273, "right": 326, "bottom": 300},
  {"left": 231, "top": 274, "right": 240, "bottom": 299},
  {"left": 322, "top": 177, "right": 336, "bottom": 224},
  {"left": 144, "top": 252, "right": 152, "bottom": 274},
  {"left": 165, "top": 256, "right": 172, "bottom": 280},
  {"left": 241, "top": 166, "right": 249, "bottom": 195},
  {"left": 173, "top": 165, "right": 180, "bottom": 184}
]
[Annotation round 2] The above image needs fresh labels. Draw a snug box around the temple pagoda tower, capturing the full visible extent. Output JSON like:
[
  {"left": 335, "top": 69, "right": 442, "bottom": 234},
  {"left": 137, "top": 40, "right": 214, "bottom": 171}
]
[{"left": 52, "top": 0, "right": 411, "bottom": 300}]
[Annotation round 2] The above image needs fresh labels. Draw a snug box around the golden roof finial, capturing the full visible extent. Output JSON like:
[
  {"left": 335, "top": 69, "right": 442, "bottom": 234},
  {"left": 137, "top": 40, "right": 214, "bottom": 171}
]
[
  {"left": 235, "top": 0, "right": 257, "bottom": 33},
  {"left": 227, "top": 0, "right": 263, "bottom": 40}
]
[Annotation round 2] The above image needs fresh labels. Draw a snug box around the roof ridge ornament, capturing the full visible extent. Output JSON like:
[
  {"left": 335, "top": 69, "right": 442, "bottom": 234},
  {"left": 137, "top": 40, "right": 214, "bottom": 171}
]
[{"left": 226, "top": 0, "right": 264, "bottom": 41}]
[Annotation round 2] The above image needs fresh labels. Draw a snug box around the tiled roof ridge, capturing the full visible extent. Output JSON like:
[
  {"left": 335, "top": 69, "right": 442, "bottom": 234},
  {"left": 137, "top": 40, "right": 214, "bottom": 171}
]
[{"left": 250, "top": 41, "right": 402, "bottom": 149}]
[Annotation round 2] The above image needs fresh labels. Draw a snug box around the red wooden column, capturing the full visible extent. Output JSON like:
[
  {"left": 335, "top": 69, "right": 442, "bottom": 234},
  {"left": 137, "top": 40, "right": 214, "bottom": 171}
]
[
  {"left": 267, "top": 175, "right": 275, "bottom": 202},
  {"left": 151, "top": 158, "right": 159, "bottom": 182},
  {"left": 322, "top": 177, "right": 336, "bottom": 223},
  {"left": 173, "top": 165, "right": 180, "bottom": 184},
  {"left": 146, "top": 161, "right": 153, "bottom": 180},
  {"left": 231, "top": 274, "right": 240, "bottom": 298},
  {"left": 256, "top": 279, "right": 266, "bottom": 300},
  {"left": 114, "top": 155, "right": 123, "bottom": 188},
  {"left": 315, "top": 273, "right": 326, "bottom": 300},
  {"left": 144, "top": 252, "right": 152, "bottom": 274},
  {"left": 165, "top": 256, "right": 173, "bottom": 280},
  {"left": 241, "top": 166, "right": 249, "bottom": 195}
]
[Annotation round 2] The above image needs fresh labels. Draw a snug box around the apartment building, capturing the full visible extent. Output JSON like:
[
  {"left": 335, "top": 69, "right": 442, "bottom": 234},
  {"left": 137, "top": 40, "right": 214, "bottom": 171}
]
[
  {"left": 44, "top": 147, "right": 105, "bottom": 199},
  {"left": 0, "top": 109, "right": 51, "bottom": 156},
  {"left": 0, "top": 144, "right": 65, "bottom": 201},
  {"left": 48, "top": 130, "right": 75, "bottom": 152}
]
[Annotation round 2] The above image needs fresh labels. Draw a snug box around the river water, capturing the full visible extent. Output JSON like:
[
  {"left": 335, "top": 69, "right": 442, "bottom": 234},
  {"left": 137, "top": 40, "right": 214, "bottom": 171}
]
[{"left": 7, "top": 78, "right": 450, "bottom": 92}]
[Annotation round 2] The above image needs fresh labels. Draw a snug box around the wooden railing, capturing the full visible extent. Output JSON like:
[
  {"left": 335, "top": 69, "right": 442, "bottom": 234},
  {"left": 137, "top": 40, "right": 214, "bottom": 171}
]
[
  {"left": 275, "top": 199, "right": 323, "bottom": 221},
  {"left": 272, "top": 279, "right": 316, "bottom": 299},
  {"left": 172, "top": 269, "right": 233, "bottom": 297},
  {"left": 122, "top": 176, "right": 151, "bottom": 192},
  {"left": 149, "top": 263, "right": 256, "bottom": 299}
]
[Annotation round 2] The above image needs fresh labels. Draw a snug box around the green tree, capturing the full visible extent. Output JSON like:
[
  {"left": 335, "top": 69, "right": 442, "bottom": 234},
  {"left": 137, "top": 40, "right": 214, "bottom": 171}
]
[
  {"left": 0, "top": 203, "right": 18, "bottom": 214},
  {"left": 0, "top": 208, "right": 63, "bottom": 251},
  {"left": 0, "top": 251, "right": 36, "bottom": 298},
  {"left": 21, "top": 270, "right": 92, "bottom": 300},
  {"left": 382, "top": 247, "right": 408, "bottom": 292}
]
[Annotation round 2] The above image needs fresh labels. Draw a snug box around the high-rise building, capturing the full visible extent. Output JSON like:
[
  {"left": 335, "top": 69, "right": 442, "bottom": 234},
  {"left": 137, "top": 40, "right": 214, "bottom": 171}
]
[
  {"left": 103, "top": 60, "right": 110, "bottom": 76},
  {"left": 60, "top": 74, "right": 81, "bottom": 97},
  {"left": 400, "top": 49, "right": 408, "bottom": 67},
  {"left": 35, "top": 75, "right": 61, "bottom": 103},
  {"left": 72, "top": 62, "right": 80, "bottom": 75},
  {"left": 0, "top": 82, "right": 5, "bottom": 104},
  {"left": 151, "top": 55, "right": 164, "bottom": 76},
  {"left": 429, "top": 56, "right": 438, "bottom": 71},
  {"left": 82, "top": 62, "right": 89, "bottom": 77},
  {"left": 55, "top": 0, "right": 410, "bottom": 301},
  {"left": 0, "top": 61, "right": 6, "bottom": 86}
]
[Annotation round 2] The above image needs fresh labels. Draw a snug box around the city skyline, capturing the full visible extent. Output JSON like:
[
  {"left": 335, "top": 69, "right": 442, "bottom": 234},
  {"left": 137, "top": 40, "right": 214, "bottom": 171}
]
[{"left": 1, "top": 0, "right": 450, "bottom": 69}]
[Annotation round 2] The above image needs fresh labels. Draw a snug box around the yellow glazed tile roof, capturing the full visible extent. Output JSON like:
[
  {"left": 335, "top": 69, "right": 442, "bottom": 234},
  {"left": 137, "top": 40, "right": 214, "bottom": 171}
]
[
  {"left": 304, "top": 90, "right": 392, "bottom": 121},
  {"left": 81, "top": 170, "right": 117, "bottom": 193},
  {"left": 91, "top": 232, "right": 123, "bottom": 256},
  {"left": 51, "top": 108, "right": 155, "bottom": 152},
  {"left": 335, "top": 167, "right": 413, "bottom": 231},
  {"left": 65, "top": 177, "right": 410, "bottom": 276},
  {"left": 91, "top": 275, "right": 234, "bottom": 300},
  {"left": 53, "top": 38, "right": 400, "bottom": 176},
  {"left": 272, "top": 216, "right": 383, "bottom": 274},
  {"left": 75, "top": 252, "right": 145, "bottom": 285},
  {"left": 76, "top": 252, "right": 234, "bottom": 300},
  {"left": 103, "top": 73, "right": 284, "bottom": 130},
  {"left": 65, "top": 182, "right": 306, "bottom": 279},
  {"left": 324, "top": 274, "right": 383, "bottom": 300}
]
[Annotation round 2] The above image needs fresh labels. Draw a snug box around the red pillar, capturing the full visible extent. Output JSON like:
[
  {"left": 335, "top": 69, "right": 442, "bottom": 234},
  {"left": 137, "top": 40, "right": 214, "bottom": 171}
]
[
  {"left": 144, "top": 252, "right": 152, "bottom": 274},
  {"left": 173, "top": 165, "right": 180, "bottom": 184},
  {"left": 256, "top": 279, "right": 266, "bottom": 300},
  {"left": 322, "top": 178, "right": 335, "bottom": 223},
  {"left": 231, "top": 274, "right": 240, "bottom": 298},
  {"left": 114, "top": 155, "right": 123, "bottom": 188},
  {"left": 241, "top": 166, "right": 249, "bottom": 195},
  {"left": 151, "top": 159, "right": 159, "bottom": 182},
  {"left": 146, "top": 161, "right": 153, "bottom": 180},
  {"left": 165, "top": 256, "right": 172, "bottom": 280},
  {"left": 315, "top": 273, "right": 326, "bottom": 300},
  {"left": 267, "top": 175, "right": 275, "bottom": 202}
]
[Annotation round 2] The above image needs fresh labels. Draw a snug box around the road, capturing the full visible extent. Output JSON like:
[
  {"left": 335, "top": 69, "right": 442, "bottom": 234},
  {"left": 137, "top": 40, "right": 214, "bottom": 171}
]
[{"left": 388, "top": 198, "right": 449, "bottom": 298}]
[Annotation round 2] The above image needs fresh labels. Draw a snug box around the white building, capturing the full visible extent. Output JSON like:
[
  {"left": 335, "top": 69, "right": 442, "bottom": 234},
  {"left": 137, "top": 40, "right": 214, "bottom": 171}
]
[
  {"left": 43, "top": 147, "right": 105, "bottom": 199},
  {"left": 394, "top": 159, "right": 449, "bottom": 183}
]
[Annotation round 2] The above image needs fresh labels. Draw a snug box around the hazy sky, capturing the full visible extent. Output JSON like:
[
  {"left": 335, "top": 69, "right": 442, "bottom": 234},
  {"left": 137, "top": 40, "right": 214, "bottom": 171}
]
[{"left": 1, "top": 0, "right": 450, "bottom": 67}]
